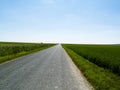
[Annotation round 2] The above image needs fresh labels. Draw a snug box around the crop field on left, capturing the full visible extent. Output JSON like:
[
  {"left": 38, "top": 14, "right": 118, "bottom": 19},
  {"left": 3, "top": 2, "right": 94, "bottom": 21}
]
[{"left": 0, "top": 42, "right": 54, "bottom": 63}]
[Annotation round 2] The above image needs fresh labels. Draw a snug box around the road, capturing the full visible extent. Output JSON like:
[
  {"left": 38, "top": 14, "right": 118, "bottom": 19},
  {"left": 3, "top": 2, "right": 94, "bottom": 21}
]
[{"left": 0, "top": 45, "right": 93, "bottom": 90}]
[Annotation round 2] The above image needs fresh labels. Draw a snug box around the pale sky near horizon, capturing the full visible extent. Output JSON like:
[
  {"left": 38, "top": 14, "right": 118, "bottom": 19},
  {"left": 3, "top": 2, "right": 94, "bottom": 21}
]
[{"left": 0, "top": 0, "right": 120, "bottom": 44}]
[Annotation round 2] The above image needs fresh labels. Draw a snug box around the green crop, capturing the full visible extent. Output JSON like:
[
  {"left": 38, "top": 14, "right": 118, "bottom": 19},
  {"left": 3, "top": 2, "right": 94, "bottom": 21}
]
[
  {"left": 0, "top": 42, "right": 54, "bottom": 63},
  {"left": 63, "top": 44, "right": 120, "bottom": 75},
  {"left": 63, "top": 46, "right": 120, "bottom": 90}
]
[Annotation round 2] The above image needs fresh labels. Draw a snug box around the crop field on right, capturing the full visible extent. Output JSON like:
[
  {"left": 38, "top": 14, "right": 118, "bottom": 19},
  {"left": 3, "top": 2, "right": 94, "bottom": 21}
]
[
  {"left": 63, "top": 44, "right": 120, "bottom": 90},
  {"left": 64, "top": 44, "right": 120, "bottom": 75}
]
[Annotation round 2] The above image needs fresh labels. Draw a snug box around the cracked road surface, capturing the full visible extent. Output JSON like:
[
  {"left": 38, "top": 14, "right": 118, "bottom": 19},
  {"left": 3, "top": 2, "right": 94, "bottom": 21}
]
[{"left": 0, "top": 45, "right": 93, "bottom": 90}]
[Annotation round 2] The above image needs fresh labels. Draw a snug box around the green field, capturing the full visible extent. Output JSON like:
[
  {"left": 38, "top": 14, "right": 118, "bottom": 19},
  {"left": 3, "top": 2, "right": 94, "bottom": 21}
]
[
  {"left": 63, "top": 44, "right": 120, "bottom": 90},
  {"left": 0, "top": 42, "right": 54, "bottom": 63},
  {"left": 63, "top": 44, "right": 120, "bottom": 75}
]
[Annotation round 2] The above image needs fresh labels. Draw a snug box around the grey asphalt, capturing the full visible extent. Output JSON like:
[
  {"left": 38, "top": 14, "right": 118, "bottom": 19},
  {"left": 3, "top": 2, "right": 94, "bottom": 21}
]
[{"left": 0, "top": 45, "right": 93, "bottom": 90}]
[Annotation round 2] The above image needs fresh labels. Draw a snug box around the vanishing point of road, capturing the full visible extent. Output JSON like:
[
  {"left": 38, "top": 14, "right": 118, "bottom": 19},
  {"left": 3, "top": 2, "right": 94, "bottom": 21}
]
[{"left": 0, "top": 45, "right": 94, "bottom": 90}]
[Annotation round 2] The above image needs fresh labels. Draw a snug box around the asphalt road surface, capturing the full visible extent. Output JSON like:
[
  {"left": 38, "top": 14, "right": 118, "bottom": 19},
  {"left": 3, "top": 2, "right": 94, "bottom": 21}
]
[{"left": 0, "top": 45, "right": 93, "bottom": 90}]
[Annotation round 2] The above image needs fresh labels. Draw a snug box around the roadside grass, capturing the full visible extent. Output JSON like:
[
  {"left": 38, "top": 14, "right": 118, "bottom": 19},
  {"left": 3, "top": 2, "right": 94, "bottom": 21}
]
[
  {"left": 63, "top": 47, "right": 120, "bottom": 90},
  {"left": 0, "top": 42, "right": 55, "bottom": 64}
]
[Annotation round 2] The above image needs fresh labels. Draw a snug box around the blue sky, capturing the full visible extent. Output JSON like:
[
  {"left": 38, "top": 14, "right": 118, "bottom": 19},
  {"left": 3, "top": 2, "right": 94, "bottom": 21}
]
[{"left": 0, "top": 0, "right": 120, "bottom": 44}]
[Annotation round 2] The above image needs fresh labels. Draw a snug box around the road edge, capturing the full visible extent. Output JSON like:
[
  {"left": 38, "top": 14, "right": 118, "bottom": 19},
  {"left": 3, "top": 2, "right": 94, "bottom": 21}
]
[{"left": 62, "top": 46, "right": 94, "bottom": 90}]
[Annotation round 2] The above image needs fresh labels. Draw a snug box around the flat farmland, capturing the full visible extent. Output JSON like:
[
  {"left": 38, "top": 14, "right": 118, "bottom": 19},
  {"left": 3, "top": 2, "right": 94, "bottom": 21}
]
[
  {"left": 0, "top": 42, "right": 54, "bottom": 63},
  {"left": 63, "top": 44, "right": 120, "bottom": 90},
  {"left": 63, "top": 44, "right": 120, "bottom": 75}
]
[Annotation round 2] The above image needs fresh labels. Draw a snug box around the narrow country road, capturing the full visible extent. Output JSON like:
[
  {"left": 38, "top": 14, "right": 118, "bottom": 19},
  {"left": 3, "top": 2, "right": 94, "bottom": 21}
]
[{"left": 0, "top": 45, "right": 93, "bottom": 90}]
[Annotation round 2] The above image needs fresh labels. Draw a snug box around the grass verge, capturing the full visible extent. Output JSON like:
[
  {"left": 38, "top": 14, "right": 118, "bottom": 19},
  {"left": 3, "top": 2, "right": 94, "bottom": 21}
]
[
  {"left": 63, "top": 47, "right": 120, "bottom": 90},
  {"left": 0, "top": 46, "right": 53, "bottom": 64}
]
